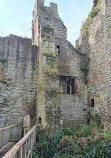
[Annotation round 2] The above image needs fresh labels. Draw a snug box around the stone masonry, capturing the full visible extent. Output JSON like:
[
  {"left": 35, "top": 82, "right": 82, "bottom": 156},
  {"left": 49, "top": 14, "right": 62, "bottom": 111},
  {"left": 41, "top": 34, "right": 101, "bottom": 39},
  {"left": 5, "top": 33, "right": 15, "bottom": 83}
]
[
  {"left": 32, "top": 0, "right": 87, "bottom": 127},
  {"left": 1, "top": 0, "right": 110, "bottom": 128},
  {"left": 0, "top": 35, "right": 38, "bottom": 127},
  {"left": 76, "top": 0, "right": 111, "bottom": 124}
]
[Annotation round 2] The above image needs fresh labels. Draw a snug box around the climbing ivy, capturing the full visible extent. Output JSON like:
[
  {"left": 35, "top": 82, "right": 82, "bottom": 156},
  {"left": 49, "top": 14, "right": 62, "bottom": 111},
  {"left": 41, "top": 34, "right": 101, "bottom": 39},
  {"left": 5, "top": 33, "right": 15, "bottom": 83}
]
[{"left": 37, "top": 46, "right": 62, "bottom": 126}]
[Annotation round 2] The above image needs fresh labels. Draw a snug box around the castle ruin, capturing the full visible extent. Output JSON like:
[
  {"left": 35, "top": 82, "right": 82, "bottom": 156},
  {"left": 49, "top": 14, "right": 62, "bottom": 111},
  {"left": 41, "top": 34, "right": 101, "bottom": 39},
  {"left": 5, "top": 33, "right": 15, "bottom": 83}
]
[{"left": 0, "top": 0, "right": 111, "bottom": 128}]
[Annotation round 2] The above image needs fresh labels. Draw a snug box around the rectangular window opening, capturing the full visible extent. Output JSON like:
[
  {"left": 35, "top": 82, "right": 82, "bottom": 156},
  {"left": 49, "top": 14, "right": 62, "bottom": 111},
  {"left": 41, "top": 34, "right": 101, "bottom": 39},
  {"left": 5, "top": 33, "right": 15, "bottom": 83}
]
[
  {"left": 66, "top": 77, "right": 77, "bottom": 95},
  {"left": 91, "top": 99, "right": 94, "bottom": 107}
]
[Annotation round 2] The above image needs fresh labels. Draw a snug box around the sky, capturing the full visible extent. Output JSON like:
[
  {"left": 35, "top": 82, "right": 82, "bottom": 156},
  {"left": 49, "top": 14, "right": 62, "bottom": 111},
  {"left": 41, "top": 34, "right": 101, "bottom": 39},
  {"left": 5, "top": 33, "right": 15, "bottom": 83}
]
[{"left": 0, "top": 0, "right": 92, "bottom": 46}]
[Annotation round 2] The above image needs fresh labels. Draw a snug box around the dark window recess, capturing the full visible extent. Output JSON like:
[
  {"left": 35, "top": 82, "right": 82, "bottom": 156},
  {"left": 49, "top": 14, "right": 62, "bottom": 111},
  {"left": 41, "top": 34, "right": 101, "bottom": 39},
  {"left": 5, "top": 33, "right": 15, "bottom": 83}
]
[
  {"left": 72, "top": 86, "right": 75, "bottom": 94},
  {"left": 66, "top": 78, "right": 77, "bottom": 95},
  {"left": 57, "top": 45, "right": 60, "bottom": 54},
  {"left": 67, "top": 85, "right": 70, "bottom": 94},
  {"left": 38, "top": 117, "right": 42, "bottom": 124},
  {"left": 67, "top": 78, "right": 70, "bottom": 85},
  {"left": 91, "top": 99, "right": 94, "bottom": 107}
]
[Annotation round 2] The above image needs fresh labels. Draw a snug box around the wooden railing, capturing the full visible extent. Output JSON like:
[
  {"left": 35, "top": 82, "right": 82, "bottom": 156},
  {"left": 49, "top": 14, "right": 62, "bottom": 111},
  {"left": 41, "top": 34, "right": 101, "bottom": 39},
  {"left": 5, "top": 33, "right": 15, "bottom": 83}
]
[
  {"left": 0, "top": 124, "right": 22, "bottom": 149},
  {"left": 3, "top": 125, "right": 37, "bottom": 158}
]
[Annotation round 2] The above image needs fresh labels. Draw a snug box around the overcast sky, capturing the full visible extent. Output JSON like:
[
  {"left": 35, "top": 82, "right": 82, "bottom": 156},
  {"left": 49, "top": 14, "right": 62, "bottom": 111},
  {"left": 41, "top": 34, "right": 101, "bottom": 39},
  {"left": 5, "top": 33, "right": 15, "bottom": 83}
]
[{"left": 0, "top": 0, "right": 92, "bottom": 45}]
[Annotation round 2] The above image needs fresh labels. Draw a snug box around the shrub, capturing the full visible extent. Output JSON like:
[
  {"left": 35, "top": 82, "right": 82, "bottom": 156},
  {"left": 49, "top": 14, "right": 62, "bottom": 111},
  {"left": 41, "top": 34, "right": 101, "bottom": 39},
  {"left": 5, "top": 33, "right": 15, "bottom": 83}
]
[
  {"left": 61, "top": 154, "right": 71, "bottom": 158},
  {"left": 35, "top": 130, "right": 62, "bottom": 158},
  {"left": 33, "top": 123, "right": 111, "bottom": 158},
  {"left": 75, "top": 125, "right": 91, "bottom": 137},
  {"left": 105, "top": 129, "right": 111, "bottom": 140},
  {"left": 94, "top": 112, "right": 101, "bottom": 127},
  {"left": 60, "top": 136, "right": 75, "bottom": 156},
  {"left": 63, "top": 128, "right": 74, "bottom": 136},
  {"left": 85, "top": 140, "right": 111, "bottom": 158},
  {"left": 89, "top": 6, "right": 98, "bottom": 18},
  {"left": 32, "top": 153, "right": 39, "bottom": 158}
]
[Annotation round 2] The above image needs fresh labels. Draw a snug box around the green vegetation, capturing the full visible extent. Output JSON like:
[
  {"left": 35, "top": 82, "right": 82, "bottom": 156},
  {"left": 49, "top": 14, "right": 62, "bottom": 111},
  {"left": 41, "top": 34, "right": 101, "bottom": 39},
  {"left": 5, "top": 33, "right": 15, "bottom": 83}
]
[
  {"left": 89, "top": 6, "right": 99, "bottom": 19},
  {"left": 0, "top": 58, "right": 7, "bottom": 64},
  {"left": 33, "top": 113, "right": 111, "bottom": 158},
  {"left": 81, "top": 1, "right": 100, "bottom": 34},
  {"left": 81, "top": 55, "right": 90, "bottom": 84},
  {"left": 37, "top": 48, "right": 62, "bottom": 125},
  {"left": 75, "top": 125, "right": 90, "bottom": 137},
  {"left": 81, "top": 65, "right": 89, "bottom": 84},
  {"left": 63, "top": 128, "right": 74, "bottom": 136}
]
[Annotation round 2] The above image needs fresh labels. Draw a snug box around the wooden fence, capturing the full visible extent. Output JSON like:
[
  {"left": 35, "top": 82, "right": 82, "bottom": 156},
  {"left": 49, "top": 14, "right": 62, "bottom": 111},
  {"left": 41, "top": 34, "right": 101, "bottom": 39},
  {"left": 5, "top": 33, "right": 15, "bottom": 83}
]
[
  {"left": 3, "top": 125, "right": 37, "bottom": 158},
  {"left": 0, "top": 124, "right": 22, "bottom": 149}
]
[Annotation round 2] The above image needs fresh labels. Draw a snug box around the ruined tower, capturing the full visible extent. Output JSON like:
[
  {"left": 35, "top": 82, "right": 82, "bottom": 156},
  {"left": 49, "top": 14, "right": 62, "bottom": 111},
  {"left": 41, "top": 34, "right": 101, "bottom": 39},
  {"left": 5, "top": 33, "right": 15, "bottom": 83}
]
[{"left": 32, "top": 0, "right": 87, "bottom": 128}]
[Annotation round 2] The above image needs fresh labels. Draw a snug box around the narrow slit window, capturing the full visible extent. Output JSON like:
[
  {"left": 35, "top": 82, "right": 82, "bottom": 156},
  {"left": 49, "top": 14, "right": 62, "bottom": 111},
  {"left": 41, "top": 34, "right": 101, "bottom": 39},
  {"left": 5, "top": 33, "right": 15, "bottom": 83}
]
[
  {"left": 38, "top": 117, "right": 42, "bottom": 124},
  {"left": 67, "top": 78, "right": 70, "bottom": 94},
  {"left": 67, "top": 85, "right": 70, "bottom": 94},
  {"left": 71, "top": 79, "right": 75, "bottom": 94},
  {"left": 91, "top": 99, "right": 94, "bottom": 107},
  {"left": 57, "top": 45, "right": 60, "bottom": 55}
]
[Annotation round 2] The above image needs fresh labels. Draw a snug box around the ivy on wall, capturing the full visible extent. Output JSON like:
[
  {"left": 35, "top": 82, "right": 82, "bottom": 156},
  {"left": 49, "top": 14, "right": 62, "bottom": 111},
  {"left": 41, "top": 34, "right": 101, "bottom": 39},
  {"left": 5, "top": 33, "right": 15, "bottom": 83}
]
[{"left": 37, "top": 45, "right": 62, "bottom": 126}]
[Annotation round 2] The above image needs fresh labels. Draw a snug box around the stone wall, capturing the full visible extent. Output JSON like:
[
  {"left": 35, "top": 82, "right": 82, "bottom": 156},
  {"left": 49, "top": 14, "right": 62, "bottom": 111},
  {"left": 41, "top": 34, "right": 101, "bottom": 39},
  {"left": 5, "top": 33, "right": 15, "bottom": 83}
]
[
  {"left": 32, "top": 0, "right": 67, "bottom": 46},
  {"left": 76, "top": 0, "right": 111, "bottom": 123},
  {"left": 1, "top": 0, "right": 111, "bottom": 128},
  {"left": 37, "top": 26, "right": 61, "bottom": 128},
  {"left": 0, "top": 35, "right": 38, "bottom": 127},
  {"left": 33, "top": 0, "right": 88, "bottom": 127},
  {"left": 60, "top": 43, "right": 88, "bottom": 126}
]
